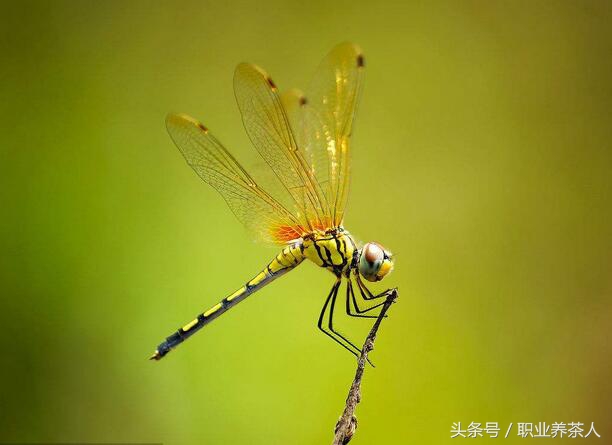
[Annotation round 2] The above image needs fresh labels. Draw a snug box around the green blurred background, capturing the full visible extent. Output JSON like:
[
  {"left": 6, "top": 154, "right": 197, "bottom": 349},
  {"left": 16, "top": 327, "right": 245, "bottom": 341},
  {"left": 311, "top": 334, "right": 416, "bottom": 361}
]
[{"left": 1, "top": 1, "right": 610, "bottom": 443}]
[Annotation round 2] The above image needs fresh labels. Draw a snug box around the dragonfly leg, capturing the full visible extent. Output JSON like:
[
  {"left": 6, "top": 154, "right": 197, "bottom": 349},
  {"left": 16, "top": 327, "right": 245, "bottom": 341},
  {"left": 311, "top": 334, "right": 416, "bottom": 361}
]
[
  {"left": 355, "top": 272, "right": 395, "bottom": 300},
  {"left": 317, "top": 279, "right": 361, "bottom": 358},
  {"left": 346, "top": 278, "right": 382, "bottom": 318}
]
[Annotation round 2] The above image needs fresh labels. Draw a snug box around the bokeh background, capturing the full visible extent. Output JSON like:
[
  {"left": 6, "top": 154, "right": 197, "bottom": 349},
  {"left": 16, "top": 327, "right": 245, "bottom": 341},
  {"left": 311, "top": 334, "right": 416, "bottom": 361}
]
[{"left": 1, "top": 1, "right": 611, "bottom": 443}]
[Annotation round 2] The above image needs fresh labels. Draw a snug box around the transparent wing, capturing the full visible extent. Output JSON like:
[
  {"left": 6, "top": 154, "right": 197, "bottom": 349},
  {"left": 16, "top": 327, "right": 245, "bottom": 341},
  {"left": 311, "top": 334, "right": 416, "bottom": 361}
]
[
  {"left": 299, "top": 42, "right": 365, "bottom": 227},
  {"left": 279, "top": 88, "right": 329, "bottom": 210},
  {"left": 233, "top": 63, "right": 331, "bottom": 233},
  {"left": 166, "top": 113, "right": 305, "bottom": 244},
  {"left": 279, "top": 88, "right": 309, "bottom": 159}
]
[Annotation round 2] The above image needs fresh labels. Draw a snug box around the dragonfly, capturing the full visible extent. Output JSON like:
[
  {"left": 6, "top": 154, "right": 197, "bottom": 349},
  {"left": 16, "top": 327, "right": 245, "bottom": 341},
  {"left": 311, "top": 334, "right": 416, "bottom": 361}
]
[{"left": 150, "top": 42, "right": 395, "bottom": 361}]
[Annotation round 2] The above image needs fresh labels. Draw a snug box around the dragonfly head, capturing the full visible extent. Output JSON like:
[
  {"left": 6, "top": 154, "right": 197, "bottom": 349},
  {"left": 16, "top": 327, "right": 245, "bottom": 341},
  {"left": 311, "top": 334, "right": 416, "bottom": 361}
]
[{"left": 358, "top": 242, "right": 394, "bottom": 282}]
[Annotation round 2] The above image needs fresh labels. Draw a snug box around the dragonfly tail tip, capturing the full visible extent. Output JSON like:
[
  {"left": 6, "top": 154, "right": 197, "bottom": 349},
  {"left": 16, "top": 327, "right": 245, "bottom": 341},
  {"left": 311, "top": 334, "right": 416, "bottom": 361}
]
[{"left": 149, "top": 350, "right": 162, "bottom": 361}]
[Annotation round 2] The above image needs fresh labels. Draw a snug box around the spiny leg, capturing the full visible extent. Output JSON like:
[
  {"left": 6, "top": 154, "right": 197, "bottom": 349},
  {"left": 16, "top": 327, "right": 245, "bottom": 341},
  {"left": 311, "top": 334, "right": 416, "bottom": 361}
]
[
  {"left": 328, "top": 278, "right": 365, "bottom": 354},
  {"left": 346, "top": 278, "right": 382, "bottom": 319},
  {"left": 329, "top": 279, "right": 378, "bottom": 366},
  {"left": 318, "top": 279, "right": 361, "bottom": 358},
  {"left": 346, "top": 278, "right": 377, "bottom": 318},
  {"left": 355, "top": 272, "right": 395, "bottom": 301}
]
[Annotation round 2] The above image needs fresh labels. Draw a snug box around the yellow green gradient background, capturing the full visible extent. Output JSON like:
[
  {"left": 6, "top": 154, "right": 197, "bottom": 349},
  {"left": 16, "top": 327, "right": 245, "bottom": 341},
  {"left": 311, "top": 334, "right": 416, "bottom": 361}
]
[{"left": 1, "top": 1, "right": 610, "bottom": 443}]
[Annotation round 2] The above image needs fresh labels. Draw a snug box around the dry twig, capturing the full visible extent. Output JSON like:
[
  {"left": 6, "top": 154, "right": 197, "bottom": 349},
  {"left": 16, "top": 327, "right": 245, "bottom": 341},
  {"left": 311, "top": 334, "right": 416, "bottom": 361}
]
[{"left": 332, "top": 288, "right": 398, "bottom": 445}]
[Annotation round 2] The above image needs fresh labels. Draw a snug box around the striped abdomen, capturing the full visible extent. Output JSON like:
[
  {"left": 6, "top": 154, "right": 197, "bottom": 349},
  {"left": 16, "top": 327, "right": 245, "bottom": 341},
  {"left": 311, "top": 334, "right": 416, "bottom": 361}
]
[{"left": 150, "top": 243, "right": 304, "bottom": 360}]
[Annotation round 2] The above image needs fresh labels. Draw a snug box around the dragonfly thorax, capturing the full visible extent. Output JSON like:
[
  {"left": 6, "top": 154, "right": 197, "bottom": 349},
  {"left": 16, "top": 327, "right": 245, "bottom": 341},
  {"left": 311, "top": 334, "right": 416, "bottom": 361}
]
[{"left": 301, "top": 228, "right": 358, "bottom": 276}]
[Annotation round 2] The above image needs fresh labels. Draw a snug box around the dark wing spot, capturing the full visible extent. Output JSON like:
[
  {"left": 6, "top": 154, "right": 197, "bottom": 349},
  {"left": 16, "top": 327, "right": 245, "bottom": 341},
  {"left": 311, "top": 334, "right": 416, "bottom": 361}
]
[
  {"left": 196, "top": 121, "right": 208, "bottom": 133},
  {"left": 299, "top": 96, "right": 308, "bottom": 106},
  {"left": 357, "top": 54, "right": 365, "bottom": 68},
  {"left": 266, "top": 76, "right": 277, "bottom": 90}
]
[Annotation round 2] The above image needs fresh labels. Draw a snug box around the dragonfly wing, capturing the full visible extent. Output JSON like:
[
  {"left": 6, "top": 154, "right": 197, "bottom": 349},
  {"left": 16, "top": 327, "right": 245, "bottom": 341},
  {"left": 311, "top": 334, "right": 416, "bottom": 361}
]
[
  {"left": 166, "top": 113, "right": 304, "bottom": 244},
  {"left": 301, "top": 43, "right": 365, "bottom": 227},
  {"left": 233, "top": 63, "right": 331, "bottom": 233},
  {"left": 280, "top": 88, "right": 329, "bottom": 214},
  {"left": 279, "top": 88, "right": 307, "bottom": 147}
]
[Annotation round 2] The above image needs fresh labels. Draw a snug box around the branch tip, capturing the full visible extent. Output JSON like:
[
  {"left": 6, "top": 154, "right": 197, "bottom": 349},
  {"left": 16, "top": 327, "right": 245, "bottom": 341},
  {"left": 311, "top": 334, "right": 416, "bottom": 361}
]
[{"left": 331, "top": 288, "right": 398, "bottom": 444}]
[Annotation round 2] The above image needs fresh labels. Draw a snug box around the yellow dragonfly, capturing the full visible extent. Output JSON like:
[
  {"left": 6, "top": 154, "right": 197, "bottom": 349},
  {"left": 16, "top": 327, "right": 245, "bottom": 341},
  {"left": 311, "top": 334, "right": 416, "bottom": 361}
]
[{"left": 151, "top": 43, "right": 395, "bottom": 361}]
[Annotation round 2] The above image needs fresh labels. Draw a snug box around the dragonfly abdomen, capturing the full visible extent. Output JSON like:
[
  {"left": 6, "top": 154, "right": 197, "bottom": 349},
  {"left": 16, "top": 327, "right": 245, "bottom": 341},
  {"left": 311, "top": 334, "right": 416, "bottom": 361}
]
[{"left": 150, "top": 242, "right": 304, "bottom": 360}]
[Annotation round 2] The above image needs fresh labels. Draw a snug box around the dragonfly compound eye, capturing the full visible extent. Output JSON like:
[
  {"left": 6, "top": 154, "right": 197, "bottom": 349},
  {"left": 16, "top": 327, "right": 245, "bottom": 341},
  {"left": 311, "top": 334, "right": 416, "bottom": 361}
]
[{"left": 359, "top": 242, "right": 393, "bottom": 282}]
